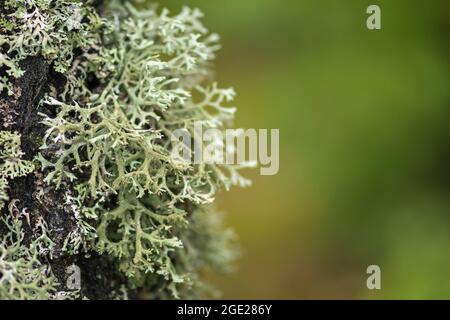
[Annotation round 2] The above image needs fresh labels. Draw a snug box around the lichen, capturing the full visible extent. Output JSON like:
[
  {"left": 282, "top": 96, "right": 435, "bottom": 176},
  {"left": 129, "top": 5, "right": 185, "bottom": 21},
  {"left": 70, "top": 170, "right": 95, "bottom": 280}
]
[
  {"left": 0, "top": 212, "right": 59, "bottom": 299},
  {"left": 0, "top": 0, "right": 246, "bottom": 299},
  {"left": 0, "top": 0, "right": 103, "bottom": 91},
  {"left": 0, "top": 131, "right": 35, "bottom": 210}
]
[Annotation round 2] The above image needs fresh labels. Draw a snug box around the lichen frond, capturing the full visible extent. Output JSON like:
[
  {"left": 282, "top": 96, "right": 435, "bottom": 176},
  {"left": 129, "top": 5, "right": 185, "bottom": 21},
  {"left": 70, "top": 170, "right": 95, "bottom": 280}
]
[{"left": 0, "top": 131, "right": 35, "bottom": 210}]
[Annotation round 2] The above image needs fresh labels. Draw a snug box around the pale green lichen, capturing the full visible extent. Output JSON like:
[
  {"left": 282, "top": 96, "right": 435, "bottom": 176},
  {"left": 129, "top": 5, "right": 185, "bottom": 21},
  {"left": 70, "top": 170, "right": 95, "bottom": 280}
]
[
  {"left": 0, "top": 210, "right": 80, "bottom": 300},
  {"left": 0, "top": 177, "right": 8, "bottom": 210},
  {"left": 0, "top": 131, "right": 35, "bottom": 210},
  {"left": 0, "top": 213, "right": 58, "bottom": 299},
  {"left": 0, "top": 0, "right": 104, "bottom": 95},
  {"left": 1, "top": 0, "right": 245, "bottom": 299}
]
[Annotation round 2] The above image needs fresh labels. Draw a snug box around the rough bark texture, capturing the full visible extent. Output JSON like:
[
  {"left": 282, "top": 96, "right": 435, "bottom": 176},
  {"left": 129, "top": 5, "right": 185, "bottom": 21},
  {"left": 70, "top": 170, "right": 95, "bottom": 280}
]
[{"left": 0, "top": 56, "right": 131, "bottom": 299}]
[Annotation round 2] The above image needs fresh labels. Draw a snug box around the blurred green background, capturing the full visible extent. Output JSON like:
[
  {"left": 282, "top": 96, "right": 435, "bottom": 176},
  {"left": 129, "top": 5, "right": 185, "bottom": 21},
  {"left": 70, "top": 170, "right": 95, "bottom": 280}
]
[{"left": 163, "top": 0, "right": 450, "bottom": 299}]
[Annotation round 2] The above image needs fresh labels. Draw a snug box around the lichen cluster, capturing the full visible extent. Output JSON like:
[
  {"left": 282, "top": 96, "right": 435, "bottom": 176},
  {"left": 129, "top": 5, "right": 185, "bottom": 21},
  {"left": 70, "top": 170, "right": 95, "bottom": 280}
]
[
  {"left": 0, "top": 131, "right": 35, "bottom": 210},
  {"left": 0, "top": 0, "right": 247, "bottom": 299},
  {"left": 0, "top": 214, "right": 59, "bottom": 299},
  {"left": 0, "top": 0, "right": 103, "bottom": 95}
]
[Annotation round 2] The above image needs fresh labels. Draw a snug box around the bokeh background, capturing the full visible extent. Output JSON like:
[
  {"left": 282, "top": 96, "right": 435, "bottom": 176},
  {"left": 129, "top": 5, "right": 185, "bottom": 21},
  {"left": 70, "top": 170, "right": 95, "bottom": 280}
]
[{"left": 163, "top": 0, "right": 450, "bottom": 299}]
